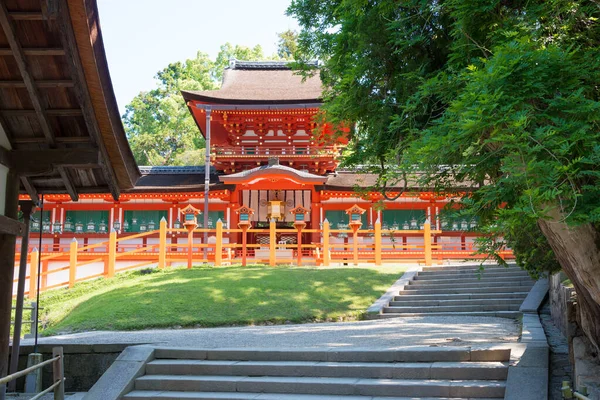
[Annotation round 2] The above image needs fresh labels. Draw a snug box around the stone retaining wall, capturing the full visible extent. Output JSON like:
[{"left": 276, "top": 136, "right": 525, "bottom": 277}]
[{"left": 8, "top": 343, "right": 135, "bottom": 392}]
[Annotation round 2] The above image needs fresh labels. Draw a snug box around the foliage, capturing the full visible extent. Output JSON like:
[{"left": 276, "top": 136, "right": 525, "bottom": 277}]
[
  {"left": 37, "top": 265, "right": 406, "bottom": 334},
  {"left": 123, "top": 51, "right": 215, "bottom": 166},
  {"left": 124, "top": 38, "right": 295, "bottom": 166},
  {"left": 277, "top": 29, "right": 299, "bottom": 59},
  {"left": 288, "top": 0, "right": 600, "bottom": 275}
]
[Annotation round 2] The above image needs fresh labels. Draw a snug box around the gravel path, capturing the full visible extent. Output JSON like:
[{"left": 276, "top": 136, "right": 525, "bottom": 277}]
[{"left": 22, "top": 316, "right": 519, "bottom": 348}]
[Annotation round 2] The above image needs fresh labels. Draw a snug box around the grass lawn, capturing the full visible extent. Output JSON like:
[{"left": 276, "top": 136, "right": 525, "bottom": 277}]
[{"left": 35, "top": 264, "right": 407, "bottom": 335}]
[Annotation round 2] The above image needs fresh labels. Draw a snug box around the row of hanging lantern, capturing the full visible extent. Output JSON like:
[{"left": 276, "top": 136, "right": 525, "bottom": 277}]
[
  {"left": 440, "top": 218, "right": 478, "bottom": 231},
  {"left": 382, "top": 217, "right": 422, "bottom": 231}
]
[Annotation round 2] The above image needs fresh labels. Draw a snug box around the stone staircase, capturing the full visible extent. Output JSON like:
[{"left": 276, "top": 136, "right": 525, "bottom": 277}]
[
  {"left": 123, "top": 347, "right": 510, "bottom": 399},
  {"left": 379, "top": 264, "right": 534, "bottom": 318}
]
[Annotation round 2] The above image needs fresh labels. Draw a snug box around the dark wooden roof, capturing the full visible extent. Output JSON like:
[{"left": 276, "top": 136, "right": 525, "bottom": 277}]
[
  {"left": 0, "top": 0, "right": 139, "bottom": 203},
  {"left": 181, "top": 60, "right": 323, "bottom": 105}
]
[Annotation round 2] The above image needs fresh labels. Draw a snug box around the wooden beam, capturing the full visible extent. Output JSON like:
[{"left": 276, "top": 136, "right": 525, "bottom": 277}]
[
  {"left": 56, "top": 0, "right": 121, "bottom": 201},
  {"left": 7, "top": 148, "right": 99, "bottom": 175},
  {"left": 7, "top": 12, "right": 49, "bottom": 21},
  {"left": 20, "top": 176, "right": 39, "bottom": 206},
  {"left": 0, "top": 108, "right": 82, "bottom": 117},
  {"left": 0, "top": 214, "right": 25, "bottom": 236},
  {"left": 10, "top": 136, "right": 90, "bottom": 145},
  {"left": 0, "top": 80, "right": 74, "bottom": 88},
  {"left": 57, "top": 166, "right": 78, "bottom": 201},
  {"left": 0, "top": 3, "right": 56, "bottom": 147},
  {"left": 0, "top": 47, "right": 65, "bottom": 56}
]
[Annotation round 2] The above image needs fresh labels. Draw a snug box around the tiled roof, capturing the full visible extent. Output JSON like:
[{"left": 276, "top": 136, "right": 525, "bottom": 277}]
[
  {"left": 138, "top": 166, "right": 214, "bottom": 175},
  {"left": 229, "top": 60, "right": 319, "bottom": 70}
]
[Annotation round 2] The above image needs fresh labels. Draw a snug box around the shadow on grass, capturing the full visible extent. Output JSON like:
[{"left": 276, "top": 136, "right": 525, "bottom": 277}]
[{"left": 43, "top": 266, "right": 401, "bottom": 334}]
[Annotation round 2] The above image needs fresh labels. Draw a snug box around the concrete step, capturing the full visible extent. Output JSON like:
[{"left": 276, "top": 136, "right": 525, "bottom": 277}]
[
  {"left": 153, "top": 347, "right": 509, "bottom": 363},
  {"left": 398, "top": 286, "right": 532, "bottom": 295},
  {"left": 383, "top": 304, "right": 520, "bottom": 313},
  {"left": 124, "top": 391, "right": 503, "bottom": 400},
  {"left": 377, "top": 311, "right": 520, "bottom": 319},
  {"left": 134, "top": 375, "right": 506, "bottom": 398},
  {"left": 414, "top": 271, "right": 531, "bottom": 280},
  {"left": 146, "top": 359, "right": 508, "bottom": 380},
  {"left": 392, "top": 292, "right": 528, "bottom": 301},
  {"left": 388, "top": 298, "right": 524, "bottom": 307},
  {"left": 405, "top": 280, "right": 534, "bottom": 289},
  {"left": 419, "top": 265, "right": 520, "bottom": 273},
  {"left": 411, "top": 274, "right": 534, "bottom": 284}
]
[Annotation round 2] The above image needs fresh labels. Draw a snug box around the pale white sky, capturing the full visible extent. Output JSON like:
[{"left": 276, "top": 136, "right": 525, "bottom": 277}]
[{"left": 97, "top": 0, "right": 299, "bottom": 114}]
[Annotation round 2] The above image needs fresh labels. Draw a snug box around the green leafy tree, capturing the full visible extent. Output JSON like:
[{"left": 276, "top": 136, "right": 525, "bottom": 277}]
[
  {"left": 289, "top": 0, "right": 600, "bottom": 350},
  {"left": 276, "top": 29, "right": 299, "bottom": 59},
  {"left": 124, "top": 44, "right": 272, "bottom": 165}
]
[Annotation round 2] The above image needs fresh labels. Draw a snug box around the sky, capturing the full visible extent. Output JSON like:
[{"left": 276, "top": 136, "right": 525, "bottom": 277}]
[{"left": 97, "top": 0, "right": 299, "bottom": 114}]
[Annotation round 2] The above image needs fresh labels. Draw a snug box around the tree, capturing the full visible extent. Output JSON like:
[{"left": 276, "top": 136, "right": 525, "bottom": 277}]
[
  {"left": 276, "top": 29, "right": 299, "bottom": 59},
  {"left": 123, "top": 43, "right": 270, "bottom": 165},
  {"left": 288, "top": 0, "right": 600, "bottom": 351}
]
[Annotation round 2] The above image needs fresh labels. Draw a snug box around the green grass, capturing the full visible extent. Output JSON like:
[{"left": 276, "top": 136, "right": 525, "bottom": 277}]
[{"left": 34, "top": 264, "right": 407, "bottom": 336}]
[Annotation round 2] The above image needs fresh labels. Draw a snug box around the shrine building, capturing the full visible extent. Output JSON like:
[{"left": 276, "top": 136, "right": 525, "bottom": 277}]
[{"left": 21, "top": 60, "right": 485, "bottom": 260}]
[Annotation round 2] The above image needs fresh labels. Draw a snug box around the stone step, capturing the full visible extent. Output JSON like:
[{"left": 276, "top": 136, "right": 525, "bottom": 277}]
[
  {"left": 398, "top": 286, "right": 532, "bottom": 295},
  {"left": 383, "top": 304, "right": 520, "bottom": 313},
  {"left": 414, "top": 271, "right": 530, "bottom": 280},
  {"left": 377, "top": 311, "right": 520, "bottom": 319},
  {"left": 134, "top": 375, "right": 506, "bottom": 398},
  {"left": 153, "top": 347, "right": 510, "bottom": 363},
  {"left": 124, "top": 391, "right": 502, "bottom": 400},
  {"left": 393, "top": 292, "right": 528, "bottom": 301},
  {"left": 405, "top": 280, "right": 534, "bottom": 289},
  {"left": 414, "top": 274, "right": 533, "bottom": 282},
  {"left": 146, "top": 360, "right": 508, "bottom": 380},
  {"left": 419, "top": 265, "right": 520, "bottom": 272},
  {"left": 388, "top": 298, "right": 524, "bottom": 307}
]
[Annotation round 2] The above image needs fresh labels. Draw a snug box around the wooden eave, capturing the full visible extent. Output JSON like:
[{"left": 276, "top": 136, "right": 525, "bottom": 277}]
[
  {"left": 0, "top": 0, "right": 139, "bottom": 205},
  {"left": 181, "top": 90, "right": 322, "bottom": 106}
]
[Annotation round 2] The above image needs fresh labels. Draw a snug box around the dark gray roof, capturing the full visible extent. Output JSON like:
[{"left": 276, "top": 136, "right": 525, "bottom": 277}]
[
  {"left": 138, "top": 166, "right": 215, "bottom": 175},
  {"left": 229, "top": 59, "right": 319, "bottom": 70},
  {"left": 128, "top": 166, "right": 226, "bottom": 193}
]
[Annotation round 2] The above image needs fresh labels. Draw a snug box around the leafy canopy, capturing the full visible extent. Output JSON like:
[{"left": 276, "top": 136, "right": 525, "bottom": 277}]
[{"left": 288, "top": 0, "right": 600, "bottom": 272}]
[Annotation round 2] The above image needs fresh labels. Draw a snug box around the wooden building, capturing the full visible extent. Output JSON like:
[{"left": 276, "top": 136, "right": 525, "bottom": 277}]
[{"left": 22, "top": 60, "right": 482, "bottom": 254}]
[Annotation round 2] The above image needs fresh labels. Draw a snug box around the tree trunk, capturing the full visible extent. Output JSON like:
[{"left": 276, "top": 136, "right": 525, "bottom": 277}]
[{"left": 538, "top": 209, "right": 600, "bottom": 354}]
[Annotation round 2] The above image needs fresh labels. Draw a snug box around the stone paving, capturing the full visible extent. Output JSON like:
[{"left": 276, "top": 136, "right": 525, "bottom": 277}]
[
  {"left": 21, "top": 315, "right": 520, "bottom": 349},
  {"left": 540, "top": 301, "right": 572, "bottom": 400}
]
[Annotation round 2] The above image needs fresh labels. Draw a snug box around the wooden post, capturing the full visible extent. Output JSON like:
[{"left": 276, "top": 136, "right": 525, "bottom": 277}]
[
  {"left": 424, "top": 221, "right": 432, "bottom": 266},
  {"left": 323, "top": 219, "right": 330, "bottom": 267},
  {"left": 69, "top": 238, "right": 77, "bottom": 288},
  {"left": 353, "top": 229, "right": 359, "bottom": 266},
  {"left": 187, "top": 229, "right": 193, "bottom": 269},
  {"left": 107, "top": 229, "right": 116, "bottom": 278},
  {"left": 241, "top": 226, "right": 248, "bottom": 267},
  {"left": 215, "top": 220, "right": 223, "bottom": 267},
  {"left": 158, "top": 217, "right": 167, "bottom": 269},
  {"left": 374, "top": 218, "right": 382, "bottom": 266},
  {"left": 41, "top": 260, "right": 48, "bottom": 290},
  {"left": 52, "top": 346, "right": 65, "bottom": 400},
  {"left": 296, "top": 228, "right": 303, "bottom": 267},
  {"left": 29, "top": 249, "right": 38, "bottom": 299},
  {"left": 269, "top": 219, "right": 276, "bottom": 267}
]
